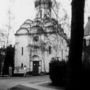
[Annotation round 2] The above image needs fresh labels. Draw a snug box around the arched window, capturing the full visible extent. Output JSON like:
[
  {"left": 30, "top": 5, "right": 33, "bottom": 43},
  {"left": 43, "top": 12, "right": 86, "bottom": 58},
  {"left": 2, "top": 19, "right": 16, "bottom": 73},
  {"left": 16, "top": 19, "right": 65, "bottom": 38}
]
[
  {"left": 21, "top": 47, "right": 23, "bottom": 55},
  {"left": 49, "top": 46, "right": 52, "bottom": 54}
]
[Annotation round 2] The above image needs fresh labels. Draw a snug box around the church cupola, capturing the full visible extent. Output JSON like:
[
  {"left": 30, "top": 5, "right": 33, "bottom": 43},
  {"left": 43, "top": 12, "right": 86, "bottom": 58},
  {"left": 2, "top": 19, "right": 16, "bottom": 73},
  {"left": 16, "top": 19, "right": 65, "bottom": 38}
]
[{"left": 35, "top": 0, "right": 52, "bottom": 19}]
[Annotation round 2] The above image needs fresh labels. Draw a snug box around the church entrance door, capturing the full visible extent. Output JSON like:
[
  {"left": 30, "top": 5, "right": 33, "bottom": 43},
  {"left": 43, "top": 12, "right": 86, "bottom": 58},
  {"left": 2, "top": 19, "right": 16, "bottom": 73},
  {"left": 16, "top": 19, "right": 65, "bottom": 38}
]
[{"left": 33, "top": 61, "right": 39, "bottom": 75}]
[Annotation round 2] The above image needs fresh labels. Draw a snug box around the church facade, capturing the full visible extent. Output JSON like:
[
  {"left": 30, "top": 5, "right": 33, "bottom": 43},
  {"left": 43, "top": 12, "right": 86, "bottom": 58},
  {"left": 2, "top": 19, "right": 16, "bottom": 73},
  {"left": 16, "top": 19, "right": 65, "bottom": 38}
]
[{"left": 14, "top": 19, "right": 68, "bottom": 74}]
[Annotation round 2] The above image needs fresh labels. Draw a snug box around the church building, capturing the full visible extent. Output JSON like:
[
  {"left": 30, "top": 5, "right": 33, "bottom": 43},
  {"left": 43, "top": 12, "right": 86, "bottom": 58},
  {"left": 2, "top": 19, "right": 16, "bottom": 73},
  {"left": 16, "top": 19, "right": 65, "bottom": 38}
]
[{"left": 14, "top": 0, "right": 69, "bottom": 75}]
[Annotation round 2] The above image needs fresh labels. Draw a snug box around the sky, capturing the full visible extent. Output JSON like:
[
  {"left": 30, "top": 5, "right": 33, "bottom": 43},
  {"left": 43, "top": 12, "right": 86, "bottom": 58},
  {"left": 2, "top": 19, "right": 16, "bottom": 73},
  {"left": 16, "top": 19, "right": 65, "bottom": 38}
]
[{"left": 0, "top": 0, "right": 90, "bottom": 45}]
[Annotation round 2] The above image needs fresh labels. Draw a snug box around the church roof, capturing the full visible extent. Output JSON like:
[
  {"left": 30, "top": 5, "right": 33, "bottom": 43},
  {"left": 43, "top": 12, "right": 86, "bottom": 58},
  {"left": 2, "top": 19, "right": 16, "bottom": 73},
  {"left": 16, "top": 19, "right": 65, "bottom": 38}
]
[
  {"left": 15, "top": 19, "right": 32, "bottom": 35},
  {"left": 15, "top": 28, "right": 29, "bottom": 35},
  {"left": 30, "top": 25, "right": 44, "bottom": 35},
  {"left": 15, "top": 17, "right": 63, "bottom": 36},
  {"left": 29, "top": 17, "right": 57, "bottom": 35}
]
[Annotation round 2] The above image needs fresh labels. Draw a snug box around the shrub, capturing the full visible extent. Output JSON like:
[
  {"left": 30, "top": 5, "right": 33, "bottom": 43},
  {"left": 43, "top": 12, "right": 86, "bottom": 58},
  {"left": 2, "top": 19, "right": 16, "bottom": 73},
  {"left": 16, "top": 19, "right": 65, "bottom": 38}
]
[
  {"left": 82, "top": 51, "right": 90, "bottom": 88},
  {"left": 49, "top": 58, "right": 68, "bottom": 86}
]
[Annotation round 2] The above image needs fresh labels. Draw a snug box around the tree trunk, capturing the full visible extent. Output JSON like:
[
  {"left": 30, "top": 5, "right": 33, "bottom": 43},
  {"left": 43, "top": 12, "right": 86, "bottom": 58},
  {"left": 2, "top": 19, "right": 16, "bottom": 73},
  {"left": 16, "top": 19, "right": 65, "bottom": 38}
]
[{"left": 67, "top": 0, "right": 85, "bottom": 89}]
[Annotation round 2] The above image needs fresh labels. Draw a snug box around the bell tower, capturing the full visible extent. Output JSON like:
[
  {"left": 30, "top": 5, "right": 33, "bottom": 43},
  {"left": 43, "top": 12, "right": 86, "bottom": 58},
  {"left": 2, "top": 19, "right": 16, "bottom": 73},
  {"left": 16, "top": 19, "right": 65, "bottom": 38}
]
[{"left": 35, "top": 0, "right": 52, "bottom": 19}]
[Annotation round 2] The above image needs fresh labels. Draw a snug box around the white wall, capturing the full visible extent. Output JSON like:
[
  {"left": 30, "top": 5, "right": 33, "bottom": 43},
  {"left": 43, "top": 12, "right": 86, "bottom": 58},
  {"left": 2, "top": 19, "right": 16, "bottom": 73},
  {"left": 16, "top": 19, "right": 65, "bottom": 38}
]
[{"left": 15, "top": 35, "right": 30, "bottom": 68}]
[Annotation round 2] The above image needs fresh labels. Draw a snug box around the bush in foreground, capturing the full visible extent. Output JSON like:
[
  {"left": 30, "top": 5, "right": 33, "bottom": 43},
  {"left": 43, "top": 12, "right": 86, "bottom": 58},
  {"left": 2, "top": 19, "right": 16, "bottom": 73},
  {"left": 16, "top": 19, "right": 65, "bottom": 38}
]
[{"left": 49, "top": 58, "right": 68, "bottom": 86}]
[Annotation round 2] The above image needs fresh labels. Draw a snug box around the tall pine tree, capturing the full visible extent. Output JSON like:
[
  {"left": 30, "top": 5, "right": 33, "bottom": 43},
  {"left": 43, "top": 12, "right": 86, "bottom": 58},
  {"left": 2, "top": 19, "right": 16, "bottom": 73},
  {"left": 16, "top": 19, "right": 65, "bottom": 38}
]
[{"left": 67, "top": 0, "right": 85, "bottom": 89}]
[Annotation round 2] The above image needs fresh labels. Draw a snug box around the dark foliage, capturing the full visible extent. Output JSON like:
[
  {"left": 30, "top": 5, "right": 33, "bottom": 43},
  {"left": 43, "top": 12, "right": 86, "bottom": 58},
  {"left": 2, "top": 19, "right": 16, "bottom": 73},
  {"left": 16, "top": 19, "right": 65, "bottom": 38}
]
[
  {"left": 0, "top": 48, "right": 6, "bottom": 75},
  {"left": 66, "top": 0, "right": 85, "bottom": 89},
  {"left": 49, "top": 58, "right": 68, "bottom": 87},
  {"left": 82, "top": 48, "right": 90, "bottom": 89},
  {"left": 3, "top": 45, "right": 15, "bottom": 75}
]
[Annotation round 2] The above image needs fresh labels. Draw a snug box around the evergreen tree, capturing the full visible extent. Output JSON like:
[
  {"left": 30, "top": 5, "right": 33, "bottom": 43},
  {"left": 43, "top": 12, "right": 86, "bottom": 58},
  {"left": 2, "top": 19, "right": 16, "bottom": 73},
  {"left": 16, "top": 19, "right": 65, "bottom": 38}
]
[{"left": 67, "top": 0, "right": 85, "bottom": 89}]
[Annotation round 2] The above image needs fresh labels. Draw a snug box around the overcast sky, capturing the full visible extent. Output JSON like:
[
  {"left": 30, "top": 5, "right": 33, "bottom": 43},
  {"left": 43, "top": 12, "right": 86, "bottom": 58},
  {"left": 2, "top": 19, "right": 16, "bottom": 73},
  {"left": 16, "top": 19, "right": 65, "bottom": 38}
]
[
  {"left": 0, "top": 0, "right": 90, "bottom": 45},
  {"left": 0, "top": 0, "right": 71, "bottom": 32}
]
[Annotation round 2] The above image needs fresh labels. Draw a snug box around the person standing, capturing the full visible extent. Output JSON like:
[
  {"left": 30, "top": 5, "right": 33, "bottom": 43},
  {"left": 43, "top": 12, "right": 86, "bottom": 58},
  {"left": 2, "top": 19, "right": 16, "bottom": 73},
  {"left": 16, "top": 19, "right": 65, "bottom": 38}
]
[
  {"left": 23, "top": 65, "right": 27, "bottom": 77},
  {"left": 9, "top": 66, "right": 12, "bottom": 77}
]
